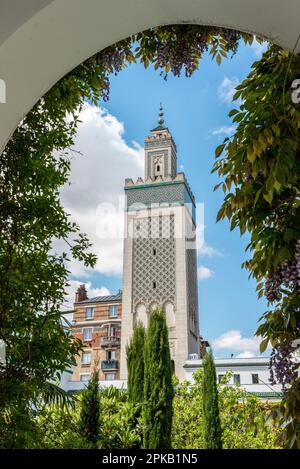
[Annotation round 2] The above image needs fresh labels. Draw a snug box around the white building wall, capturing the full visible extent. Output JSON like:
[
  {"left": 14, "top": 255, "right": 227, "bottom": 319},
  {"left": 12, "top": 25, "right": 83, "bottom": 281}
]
[{"left": 184, "top": 357, "right": 283, "bottom": 399}]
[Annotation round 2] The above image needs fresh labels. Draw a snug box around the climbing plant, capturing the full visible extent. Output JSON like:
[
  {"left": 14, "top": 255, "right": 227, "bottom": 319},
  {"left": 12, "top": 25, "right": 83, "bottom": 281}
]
[{"left": 212, "top": 45, "right": 300, "bottom": 448}]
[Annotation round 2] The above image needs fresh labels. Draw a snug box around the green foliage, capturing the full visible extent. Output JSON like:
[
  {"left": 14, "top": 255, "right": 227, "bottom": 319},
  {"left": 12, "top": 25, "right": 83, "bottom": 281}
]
[
  {"left": 212, "top": 45, "right": 300, "bottom": 447},
  {"left": 16, "top": 373, "right": 280, "bottom": 450},
  {"left": 172, "top": 374, "right": 204, "bottom": 448},
  {"left": 143, "top": 309, "right": 173, "bottom": 449},
  {"left": 36, "top": 403, "right": 89, "bottom": 449},
  {"left": 270, "top": 379, "right": 300, "bottom": 448},
  {"left": 37, "top": 386, "right": 141, "bottom": 449},
  {"left": 0, "top": 402, "right": 40, "bottom": 449},
  {"left": 127, "top": 321, "right": 145, "bottom": 405},
  {"left": 202, "top": 351, "right": 222, "bottom": 448},
  {"left": 79, "top": 367, "right": 100, "bottom": 447},
  {"left": 0, "top": 70, "right": 100, "bottom": 446},
  {"left": 134, "top": 25, "right": 261, "bottom": 77},
  {"left": 98, "top": 388, "right": 142, "bottom": 449},
  {"left": 172, "top": 370, "right": 280, "bottom": 449},
  {"left": 218, "top": 373, "right": 280, "bottom": 449}
]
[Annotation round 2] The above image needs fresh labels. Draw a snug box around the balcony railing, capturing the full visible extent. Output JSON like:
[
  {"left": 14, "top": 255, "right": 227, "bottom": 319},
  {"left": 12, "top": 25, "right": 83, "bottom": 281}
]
[
  {"left": 100, "top": 336, "right": 120, "bottom": 348},
  {"left": 101, "top": 360, "right": 118, "bottom": 370}
]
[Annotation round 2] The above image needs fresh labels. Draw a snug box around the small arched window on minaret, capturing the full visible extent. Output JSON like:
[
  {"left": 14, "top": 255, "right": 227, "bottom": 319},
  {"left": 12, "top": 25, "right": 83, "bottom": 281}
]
[
  {"left": 154, "top": 158, "right": 163, "bottom": 179},
  {"left": 145, "top": 103, "right": 178, "bottom": 181}
]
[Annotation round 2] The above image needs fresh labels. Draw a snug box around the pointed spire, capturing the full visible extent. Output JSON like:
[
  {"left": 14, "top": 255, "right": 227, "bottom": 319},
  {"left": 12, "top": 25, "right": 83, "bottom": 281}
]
[
  {"left": 150, "top": 103, "right": 168, "bottom": 132},
  {"left": 158, "top": 102, "right": 164, "bottom": 126}
]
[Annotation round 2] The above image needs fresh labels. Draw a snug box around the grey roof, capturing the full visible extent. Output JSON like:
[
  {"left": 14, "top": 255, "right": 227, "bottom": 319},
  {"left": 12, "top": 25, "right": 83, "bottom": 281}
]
[{"left": 75, "top": 292, "right": 122, "bottom": 305}]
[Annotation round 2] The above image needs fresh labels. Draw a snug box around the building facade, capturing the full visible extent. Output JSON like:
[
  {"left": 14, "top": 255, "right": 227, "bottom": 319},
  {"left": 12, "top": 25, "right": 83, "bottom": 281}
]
[
  {"left": 70, "top": 285, "right": 122, "bottom": 383},
  {"left": 120, "top": 106, "right": 200, "bottom": 380},
  {"left": 184, "top": 356, "right": 284, "bottom": 401}
]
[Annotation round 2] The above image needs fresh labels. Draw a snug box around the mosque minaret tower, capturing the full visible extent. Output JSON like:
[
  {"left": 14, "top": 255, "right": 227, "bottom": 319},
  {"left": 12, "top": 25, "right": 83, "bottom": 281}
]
[{"left": 120, "top": 105, "right": 200, "bottom": 380}]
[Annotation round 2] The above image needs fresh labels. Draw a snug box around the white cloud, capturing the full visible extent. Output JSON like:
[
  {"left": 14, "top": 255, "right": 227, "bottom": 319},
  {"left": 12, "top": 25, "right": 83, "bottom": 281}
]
[
  {"left": 211, "top": 125, "right": 236, "bottom": 136},
  {"left": 198, "top": 240, "right": 222, "bottom": 258},
  {"left": 198, "top": 265, "right": 214, "bottom": 281},
  {"left": 236, "top": 351, "right": 255, "bottom": 358},
  {"left": 218, "top": 76, "right": 240, "bottom": 104},
  {"left": 212, "top": 329, "right": 264, "bottom": 356},
  {"left": 62, "top": 279, "right": 111, "bottom": 310},
  {"left": 59, "top": 103, "right": 144, "bottom": 277},
  {"left": 195, "top": 219, "right": 222, "bottom": 259},
  {"left": 250, "top": 38, "right": 268, "bottom": 58}
]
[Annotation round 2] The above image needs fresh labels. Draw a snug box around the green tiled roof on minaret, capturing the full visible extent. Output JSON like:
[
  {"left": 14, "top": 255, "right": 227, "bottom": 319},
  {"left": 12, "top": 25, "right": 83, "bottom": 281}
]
[{"left": 151, "top": 102, "right": 169, "bottom": 132}]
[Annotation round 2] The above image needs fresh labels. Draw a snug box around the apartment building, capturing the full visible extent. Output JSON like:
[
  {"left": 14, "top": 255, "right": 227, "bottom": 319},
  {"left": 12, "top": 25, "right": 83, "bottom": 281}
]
[{"left": 70, "top": 284, "right": 122, "bottom": 383}]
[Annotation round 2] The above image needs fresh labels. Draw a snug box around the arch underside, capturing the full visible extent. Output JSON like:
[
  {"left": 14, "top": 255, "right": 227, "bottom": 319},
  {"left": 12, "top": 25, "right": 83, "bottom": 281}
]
[{"left": 0, "top": 0, "right": 299, "bottom": 151}]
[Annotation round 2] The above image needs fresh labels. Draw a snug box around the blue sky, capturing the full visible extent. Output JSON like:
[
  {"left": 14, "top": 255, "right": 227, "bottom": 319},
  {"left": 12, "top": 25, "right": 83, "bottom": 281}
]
[{"left": 61, "top": 39, "right": 270, "bottom": 358}]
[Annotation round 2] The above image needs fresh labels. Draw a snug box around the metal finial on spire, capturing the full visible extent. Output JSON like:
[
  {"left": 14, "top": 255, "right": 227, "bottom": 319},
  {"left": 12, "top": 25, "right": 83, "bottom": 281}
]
[{"left": 158, "top": 102, "right": 164, "bottom": 126}]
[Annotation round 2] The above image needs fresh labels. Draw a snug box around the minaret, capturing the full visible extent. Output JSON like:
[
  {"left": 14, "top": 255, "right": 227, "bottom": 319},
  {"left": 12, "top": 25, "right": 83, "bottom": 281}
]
[
  {"left": 144, "top": 103, "right": 177, "bottom": 180},
  {"left": 120, "top": 105, "right": 199, "bottom": 381}
]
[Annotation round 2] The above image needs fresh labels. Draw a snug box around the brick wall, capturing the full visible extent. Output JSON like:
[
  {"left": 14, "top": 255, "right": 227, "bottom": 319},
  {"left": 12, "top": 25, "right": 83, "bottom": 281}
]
[{"left": 71, "top": 301, "right": 122, "bottom": 382}]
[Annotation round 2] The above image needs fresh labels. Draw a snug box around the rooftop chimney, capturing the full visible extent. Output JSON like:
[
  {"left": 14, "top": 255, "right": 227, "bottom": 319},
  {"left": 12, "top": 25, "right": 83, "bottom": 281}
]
[{"left": 75, "top": 284, "right": 88, "bottom": 303}]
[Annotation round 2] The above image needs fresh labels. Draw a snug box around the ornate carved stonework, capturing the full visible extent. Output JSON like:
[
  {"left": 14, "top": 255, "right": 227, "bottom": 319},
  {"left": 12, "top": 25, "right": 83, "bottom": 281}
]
[
  {"left": 126, "top": 182, "right": 185, "bottom": 207},
  {"left": 132, "top": 215, "right": 176, "bottom": 310}
]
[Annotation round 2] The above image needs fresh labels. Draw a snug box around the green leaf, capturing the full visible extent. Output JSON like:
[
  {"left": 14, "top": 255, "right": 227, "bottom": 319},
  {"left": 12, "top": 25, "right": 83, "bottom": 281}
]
[
  {"left": 232, "top": 89, "right": 242, "bottom": 101},
  {"left": 228, "top": 109, "right": 239, "bottom": 117},
  {"left": 263, "top": 190, "right": 273, "bottom": 205},
  {"left": 213, "top": 183, "right": 222, "bottom": 192},
  {"left": 247, "top": 150, "right": 256, "bottom": 164},
  {"left": 215, "top": 143, "right": 226, "bottom": 158},
  {"left": 259, "top": 338, "right": 269, "bottom": 353}
]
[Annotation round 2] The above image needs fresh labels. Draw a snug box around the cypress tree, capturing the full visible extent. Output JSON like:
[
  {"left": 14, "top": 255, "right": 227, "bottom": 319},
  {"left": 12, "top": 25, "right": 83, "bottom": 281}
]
[
  {"left": 126, "top": 321, "right": 145, "bottom": 404},
  {"left": 143, "top": 309, "right": 173, "bottom": 449},
  {"left": 202, "top": 350, "right": 222, "bottom": 449},
  {"left": 79, "top": 365, "right": 100, "bottom": 447}
]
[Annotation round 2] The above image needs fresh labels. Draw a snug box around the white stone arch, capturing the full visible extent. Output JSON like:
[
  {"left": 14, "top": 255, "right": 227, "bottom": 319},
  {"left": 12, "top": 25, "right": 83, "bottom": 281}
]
[
  {"left": 148, "top": 301, "right": 159, "bottom": 314},
  {"left": 0, "top": 1, "right": 300, "bottom": 151},
  {"left": 163, "top": 301, "right": 176, "bottom": 329},
  {"left": 134, "top": 302, "right": 148, "bottom": 328}
]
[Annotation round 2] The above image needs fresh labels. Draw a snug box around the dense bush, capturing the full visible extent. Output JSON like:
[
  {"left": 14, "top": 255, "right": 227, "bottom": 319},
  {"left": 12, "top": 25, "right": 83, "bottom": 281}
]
[
  {"left": 33, "top": 372, "right": 280, "bottom": 449},
  {"left": 172, "top": 370, "right": 280, "bottom": 449}
]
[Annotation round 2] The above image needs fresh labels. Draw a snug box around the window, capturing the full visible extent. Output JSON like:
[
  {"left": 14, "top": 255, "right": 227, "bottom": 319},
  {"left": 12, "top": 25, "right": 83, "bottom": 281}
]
[
  {"left": 80, "top": 374, "right": 90, "bottom": 382},
  {"left": 110, "top": 325, "right": 117, "bottom": 337},
  {"left": 218, "top": 374, "right": 224, "bottom": 384},
  {"left": 83, "top": 327, "right": 92, "bottom": 341},
  {"left": 156, "top": 165, "right": 160, "bottom": 172},
  {"left": 252, "top": 373, "right": 259, "bottom": 384},
  {"left": 233, "top": 374, "right": 240, "bottom": 385},
  {"left": 85, "top": 307, "right": 94, "bottom": 319},
  {"left": 82, "top": 352, "right": 91, "bottom": 365},
  {"left": 109, "top": 304, "right": 118, "bottom": 318},
  {"left": 105, "top": 373, "right": 115, "bottom": 381},
  {"left": 107, "top": 350, "right": 116, "bottom": 361},
  {"left": 153, "top": 281, "right": 156, "bottom": 289},
  {"left": 153, "top": 248, "right": 156, "bottom": 256}
]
